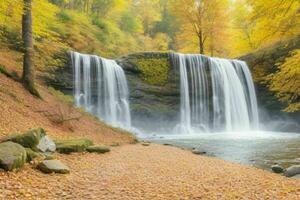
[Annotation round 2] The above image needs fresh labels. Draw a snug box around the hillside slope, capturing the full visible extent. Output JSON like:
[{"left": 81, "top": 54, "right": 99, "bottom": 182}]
[{"left": 0, "top": 52, "right": 135, "bottom": 145}]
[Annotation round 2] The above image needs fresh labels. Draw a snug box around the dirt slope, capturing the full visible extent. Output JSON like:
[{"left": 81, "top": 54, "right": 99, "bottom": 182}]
[{"left": 0, "top": 59, "right": 135, "bottom": 145}]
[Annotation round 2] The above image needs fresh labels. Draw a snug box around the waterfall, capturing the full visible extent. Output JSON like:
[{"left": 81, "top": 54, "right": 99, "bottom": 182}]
[
  {"left": 171, "top": 53, "right": 259, "bottom": 133},
  {"left": 71, "top": 52, "right": 131, "bottom": 129}
]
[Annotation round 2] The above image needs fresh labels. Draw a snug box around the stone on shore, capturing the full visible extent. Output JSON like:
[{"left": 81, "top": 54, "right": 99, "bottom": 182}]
[
  {"left": 283, "top": 165, "right": 300, "bottom": 177},
  {"left": 292, "top": 174, "right": 300, "bottom": 179},
  {"left": 55, "top": 138, "right": 93, "bottom": 154},
  {"left": 192, "top": 149, "right": 207, "bottom": 155},
  {"left": 37, "top": 160, "right": 70, "bottom": 174},
  {"left": 271, "top": 165, "right": 284, "bottom": 173},
  {"left": 86, "top": 146, "right": 110, "bottom": 154},
  {"left": 5, "top": 128, "right": 55, "bottom": 152},
  {"left": 0, "top": 142, "right": 27, "bottom": 171},
  {"left": 36, "top": 135, "right": 56, "bottom": 152}
]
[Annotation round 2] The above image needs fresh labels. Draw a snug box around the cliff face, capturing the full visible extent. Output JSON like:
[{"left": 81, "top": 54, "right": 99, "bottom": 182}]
[
  {"left": 47, "top": 38, "right": 300, "bottom": 132},
  {"left": 116, "top": 52, "right": 180, "bottom": 132},
  {"left": 46, "top": 52, "right": 181, "bottom": 133}
]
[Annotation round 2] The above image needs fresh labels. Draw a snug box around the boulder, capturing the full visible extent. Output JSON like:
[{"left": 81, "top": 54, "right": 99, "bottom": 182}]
[
  {"left": 86, "top": 146, "right": 110, "bottom": 154},
  {"left": 142, "top": 142, "right": 150, "bottom": 146},
  {"left": 55, "top": 138, "right": 93, "bottom": 154},
  {"left": 192, "top": 149, "right": 207, "bottom": 155},
  {"left": 283, "top": 165, "right": 300, "bottom": 177},
  {"left": 37, "top": 160, "right": 70, "bottom": 174},
  {"left": 6, "top": 128, "right": 55, "bottom": 152},
  {"left": 0, "top": 142, "right": 27, "bottom": 171},
  {"left": 36, "top": 135, "right": 56, "bottom": 152},
  {"left": 292, "top": 174, "right": 300, "bottom": 179},
  {"left": 271, "top": 165, "right": 284, "bottom": 174}
]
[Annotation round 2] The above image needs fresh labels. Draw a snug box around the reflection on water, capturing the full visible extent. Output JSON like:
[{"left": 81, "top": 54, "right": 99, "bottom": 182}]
[{"left": 146, "top": 131, "right": 300, "bottom": 170}]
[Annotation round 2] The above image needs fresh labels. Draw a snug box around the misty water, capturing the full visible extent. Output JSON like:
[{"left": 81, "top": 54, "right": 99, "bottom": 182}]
[
  {"left": 143, "top": 131, "right": 300, "bottom": 171},
  {"left": 71, "top": 51, "right": 300, "bottom": 171}
]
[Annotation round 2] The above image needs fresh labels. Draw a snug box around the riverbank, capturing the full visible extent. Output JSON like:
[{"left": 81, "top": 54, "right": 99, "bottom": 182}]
[{"left": 1, "top": 143, "right": 299, "bottom": 199}]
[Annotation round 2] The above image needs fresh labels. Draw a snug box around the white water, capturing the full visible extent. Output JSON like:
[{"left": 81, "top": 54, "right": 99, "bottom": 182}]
[
  {"left": 71, "top": 52, "right": 131, "bottom": 129},
  {"left": 171, "top": 53, "right": 259, "bottom": 134}
]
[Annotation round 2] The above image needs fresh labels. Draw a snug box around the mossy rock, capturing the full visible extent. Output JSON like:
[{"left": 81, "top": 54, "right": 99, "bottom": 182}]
[
  {"left": 86, "top": 146, "right": 110, "bottom": 154},
  {"left": 55, "top": 138, "right": 93, "bottom": 154},
  {"left": 37, "top": 160, "right": 70, "bottom": 174},
  {"left": 7, "top": 128, "right": 47, "bottom": 151},
  {"left": 25, "top": 148, "right": 42, "bottom": 162},
  {"left": 131, "top": 57, "right": 170, "bottom": 86},
  {"left": 0, "top": 142, "right": 27, "bottom": 171}
]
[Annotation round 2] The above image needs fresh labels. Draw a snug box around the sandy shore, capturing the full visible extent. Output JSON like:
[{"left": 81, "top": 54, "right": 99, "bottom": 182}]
[{"left": 1, "top": 143, "right": 300, "bottom": 200}]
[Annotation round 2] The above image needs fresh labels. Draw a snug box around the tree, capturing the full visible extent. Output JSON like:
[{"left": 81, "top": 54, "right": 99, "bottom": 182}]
[
  {"left": 153, "top": 0, "right": 179, "bottom": 49},
  {"left": 170, "top": 0, "right": 230, "bottom": 55},
  {"left": 231, "top": 0, "right": 300, "bottom": 56},
  {"left": 269, "top": 50, "right": 300, "bottom": 112},
  {"left": 133, "top": 0, "right": 161, "bottom": 36},
  {"left": 120, "top": 11, "right": 139, "bottom": 33},
  {"left": 22, "top": 0, "right": 39, "bottom": 97}
]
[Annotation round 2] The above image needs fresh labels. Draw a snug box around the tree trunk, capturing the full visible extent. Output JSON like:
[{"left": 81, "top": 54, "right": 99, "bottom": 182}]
[
  {"left": 22, "top": 0, "right": 40, "bottom": 97},
  {"left": 198, "top": 34, "right": 204, "bottom": 54}
]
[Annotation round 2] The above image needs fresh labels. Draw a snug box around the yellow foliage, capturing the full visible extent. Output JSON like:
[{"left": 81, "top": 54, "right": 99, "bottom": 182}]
[
  {"left": 0, "top": 0, "right": 23, "bottom": 28},
  {"left": 170, "top": 0, "right": 231, "bottom": 56},
  {"left": 231, "top": 0, "right": 300, "bottom": 57},
  {"left": 270, "top": 50, "right": 300, "bottom": 112}
]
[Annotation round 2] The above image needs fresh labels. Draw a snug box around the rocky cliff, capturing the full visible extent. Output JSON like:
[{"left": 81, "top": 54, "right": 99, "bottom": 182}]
[
  {"left": 46, "top": 37, "right": 300, "bottom": 132},
  {"left": 116, "top": 52, "right": 180, "bottom": 132}
]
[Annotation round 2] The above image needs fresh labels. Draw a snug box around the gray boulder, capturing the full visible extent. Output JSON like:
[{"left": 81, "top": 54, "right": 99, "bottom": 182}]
[
  {"left": 271, "top": 165, "right": 285, "bottom": 174},
  {"left": 283, "top": 165, "right": 300, "bottom": 177},
  {"left": 36, "top": 135, "right": 56, "bottom": 152},
  {"left": 37, "top": 160, "right": 70, "bottom": 174},
  {"left": 292, "top": 174, "right": 300, "bottom": 179},
  {"left": 0, "top": 142, "right": 27, "bottom": 171}
]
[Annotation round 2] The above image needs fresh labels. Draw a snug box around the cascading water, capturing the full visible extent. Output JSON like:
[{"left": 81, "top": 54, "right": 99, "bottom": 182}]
[
  {"left": 71, "top": 51, "right": 131, "bottom": 129},
  {"left": 171, "top": 53, "right": 259, "bottom": 134}
]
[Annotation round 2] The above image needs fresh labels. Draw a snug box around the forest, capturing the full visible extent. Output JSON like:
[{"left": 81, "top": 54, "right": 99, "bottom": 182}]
[{"left": 0, "top": 0, "right": 299, "bottom": 112}]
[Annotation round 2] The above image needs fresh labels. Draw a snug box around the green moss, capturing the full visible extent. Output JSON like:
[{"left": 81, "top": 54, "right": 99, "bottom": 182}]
[
  {"left": 8, "top": 128, "right": 47, "bottom": 151},
  {"left": 55, "top": 138, "right": 93, "bottom": 154},
  {"left": 86, "top": 146, "right": 110, "bottom": 154},
  {"left": 25, "top": 148, "right": 41, "bottom": 162},
  {"left": 132, "top": 57, "right": 170, "bottom": 86},
  {"left": 0, "top": 142, "right": 27, "bottom": 171}
]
